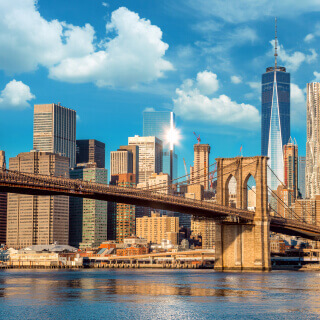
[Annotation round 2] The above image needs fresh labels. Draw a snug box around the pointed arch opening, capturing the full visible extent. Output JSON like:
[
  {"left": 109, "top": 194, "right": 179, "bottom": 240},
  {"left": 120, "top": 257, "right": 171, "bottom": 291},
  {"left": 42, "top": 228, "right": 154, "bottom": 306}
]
[
  {"left": 243, "top": 174, "right": 256, "bottom": 211},
  {"left": 225, "top": 175, "right": 237, "bottom": 208}
]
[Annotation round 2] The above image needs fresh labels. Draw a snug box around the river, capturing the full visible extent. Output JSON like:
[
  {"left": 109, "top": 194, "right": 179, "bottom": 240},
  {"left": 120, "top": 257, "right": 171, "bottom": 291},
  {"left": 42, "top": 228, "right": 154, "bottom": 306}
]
[{"left": 0, "top": 269, "right": 319, "bottom": 319}]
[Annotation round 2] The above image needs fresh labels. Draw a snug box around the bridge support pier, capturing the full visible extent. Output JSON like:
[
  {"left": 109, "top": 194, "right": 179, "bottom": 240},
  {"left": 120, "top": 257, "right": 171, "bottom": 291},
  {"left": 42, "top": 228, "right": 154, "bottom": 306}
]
[
  {"left": 214, "top": 156, "right": 271, "bottom": 272},
  {"left": 214, "top": 220, "right": 270, "bottom": 271}
]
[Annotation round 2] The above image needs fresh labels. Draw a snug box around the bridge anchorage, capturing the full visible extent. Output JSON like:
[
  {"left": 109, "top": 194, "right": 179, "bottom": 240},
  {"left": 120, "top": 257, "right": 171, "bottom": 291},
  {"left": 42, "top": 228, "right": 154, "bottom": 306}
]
[{"left": 1, "top": 155, "right": 320, "bottom": 272}]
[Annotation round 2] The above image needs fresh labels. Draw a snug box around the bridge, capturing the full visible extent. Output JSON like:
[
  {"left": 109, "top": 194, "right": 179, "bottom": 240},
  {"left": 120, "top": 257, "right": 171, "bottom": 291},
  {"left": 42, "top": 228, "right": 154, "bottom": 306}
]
[{"left": 1, "top": 155, "right": 320, "bottom": 271}]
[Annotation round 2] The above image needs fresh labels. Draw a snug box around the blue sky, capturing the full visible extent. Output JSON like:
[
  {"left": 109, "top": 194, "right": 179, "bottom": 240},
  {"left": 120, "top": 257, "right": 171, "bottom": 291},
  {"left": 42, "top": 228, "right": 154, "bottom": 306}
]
[{"left": 0, "top": 0, "right": 320, "bottom": 177}]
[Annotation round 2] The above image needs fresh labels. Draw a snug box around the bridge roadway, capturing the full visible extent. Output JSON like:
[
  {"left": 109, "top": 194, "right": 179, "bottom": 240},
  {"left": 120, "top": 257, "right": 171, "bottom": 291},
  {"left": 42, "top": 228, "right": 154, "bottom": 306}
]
[{"left": 1, "top": 169, "right": 320, "bottom": 240}]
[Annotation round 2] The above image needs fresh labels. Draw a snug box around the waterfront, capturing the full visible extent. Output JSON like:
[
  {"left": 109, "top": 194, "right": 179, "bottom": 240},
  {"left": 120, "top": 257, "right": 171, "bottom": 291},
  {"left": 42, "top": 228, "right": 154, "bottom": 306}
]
[{"left": 0, "top": 270, "right": 320, "bottom": 319}]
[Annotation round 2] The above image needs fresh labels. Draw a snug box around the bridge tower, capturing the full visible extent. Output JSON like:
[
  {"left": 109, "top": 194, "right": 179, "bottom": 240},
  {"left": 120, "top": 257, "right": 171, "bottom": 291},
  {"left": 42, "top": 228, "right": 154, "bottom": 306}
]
[{"left": 215, "top": 156, "right": 271, "bottom": 271}]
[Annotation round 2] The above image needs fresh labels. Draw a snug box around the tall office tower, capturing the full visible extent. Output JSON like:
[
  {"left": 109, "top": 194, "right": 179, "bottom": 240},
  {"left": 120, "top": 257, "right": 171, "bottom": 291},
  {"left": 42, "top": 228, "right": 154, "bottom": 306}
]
[
  {"left": 143, "top": 111, "right": 178, "bottom": 179},
  {"left": 190, "top": 144, "right": 211, "bottom": 190},
  {"left": 136, "top": 212, "right": 179, "bottom": 245},
  {"left": 0, "top": 151, "right": 6, "bottom": 244},
  {"left": 69, "top": 166, "right": 108, "bottom": 248},
  {"left": 261, "top": 21, "right": 290, "bottom": 190},
  {"left": 110, "top": 173, "right": 136, "bottom": 243},
  {"left": 306, "top": 83, "right": 320, "bottom": 199},
  {"left": 76, "top": 139, "right": 105, "bottom": 168},
  {"left": 119, "top": 145, "right": 139, "bottom": 183},
  {"left": 33, "top": 103, "right": 76, "bottom": 168},
  {"left": 298, "top": 156, "right": 306, "bottom": 199},
  {"left": 111, "top": 149, "right": 133, "bottom": 175},
  {"left": 7, "top": 151, "right": 69, "bottom": 249},
  {"left": 283, "top": 139, "right": 298, "bottom": 199},
  {"left": 128, "top": 136, "right": 162, "bottom": 184}
]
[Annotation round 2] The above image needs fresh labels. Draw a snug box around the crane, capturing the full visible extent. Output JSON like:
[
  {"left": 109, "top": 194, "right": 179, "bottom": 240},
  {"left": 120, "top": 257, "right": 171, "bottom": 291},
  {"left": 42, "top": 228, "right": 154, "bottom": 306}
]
[{"left": 193, "top": 132, "right": 201, "bottom": 144}]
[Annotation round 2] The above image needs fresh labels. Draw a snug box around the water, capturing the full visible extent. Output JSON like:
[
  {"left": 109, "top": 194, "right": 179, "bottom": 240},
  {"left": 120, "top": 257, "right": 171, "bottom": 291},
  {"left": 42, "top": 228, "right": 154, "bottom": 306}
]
[{"left": 0, "top": 269, "right": 319, "bottom": 319}]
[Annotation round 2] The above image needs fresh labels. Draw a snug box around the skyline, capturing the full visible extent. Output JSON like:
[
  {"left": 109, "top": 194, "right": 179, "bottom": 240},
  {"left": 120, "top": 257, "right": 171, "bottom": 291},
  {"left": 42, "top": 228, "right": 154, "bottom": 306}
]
[{"left": 1, "top": 1, "right": 320, "bottom": 177}]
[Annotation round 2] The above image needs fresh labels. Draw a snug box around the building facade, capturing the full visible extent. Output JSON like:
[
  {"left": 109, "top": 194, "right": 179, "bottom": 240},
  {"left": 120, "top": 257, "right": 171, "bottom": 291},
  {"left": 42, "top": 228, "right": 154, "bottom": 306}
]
[
  {"left": 110, "top": 173, "right": 136, "bottom": 243},
  {"left": 7, "top": 151, "right": 69, "bottom": 248},
  {"left": 190, "top": 218, "right": 215, "bottom": 249},
  {"left": 69, "top": 166, "right": 108, "bottom": 248},
  {"left": 306, "top": 83, "right": 320, "bottom": 199},
  {"left": 261, "top": 36, "right": 290, "bottom": 190},
  {"left": 128, "top": 136, "right": 162, "bottom": 184},
  {"left": 283, "top": 140, "right": 298, "bottom": 199},
  {"left": 0, "top": 151, "right": 6, "bottom": 244},
  {"left": 136, "top": 212, "right": 179, "bottom": 245},
  {"left": 190, "top": 144, "right": 211, "bottom": 190},
  {"left": 76, "top": 139, "right": 105, "bottom": 168},
  {"left": 298, "top": 156, "right": 306, "bottom": 199},
  {"left": 33, "top": 103, "right": 76, "bottom": 168},
  {"left": 143, "top": 111, "right": 178, "bottom": 179}
]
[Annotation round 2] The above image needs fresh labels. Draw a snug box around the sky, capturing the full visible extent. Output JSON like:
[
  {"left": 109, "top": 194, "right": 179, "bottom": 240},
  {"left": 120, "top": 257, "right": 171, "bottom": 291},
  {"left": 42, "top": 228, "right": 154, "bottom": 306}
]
[{"left": 0, "top": 0, "right": 320, "bottom": 178}]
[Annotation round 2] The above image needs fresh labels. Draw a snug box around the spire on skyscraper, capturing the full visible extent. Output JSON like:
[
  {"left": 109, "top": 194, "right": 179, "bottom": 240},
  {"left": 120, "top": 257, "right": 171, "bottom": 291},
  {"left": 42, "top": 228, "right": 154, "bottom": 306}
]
[{"left": 274, "top": 17, "right": 278, "bottom": 69}]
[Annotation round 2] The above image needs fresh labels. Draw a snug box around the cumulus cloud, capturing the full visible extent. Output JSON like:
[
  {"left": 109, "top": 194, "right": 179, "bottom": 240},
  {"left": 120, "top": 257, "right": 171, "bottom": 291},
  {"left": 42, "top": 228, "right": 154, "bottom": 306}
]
[
  {"left": 231, "top": 75, "right": 242, "bottom": 84},
  {"left": 291, "top": 83, "right": 306, "bottom": 126},
  {"left": 0, "top": 80, "right": 35, "bottom": 109},
  {"left": 185, "top": 0, "right": 320, "bottom": 23},
  {"left": 102, "top": 2, "right": 109, "bottom": 7},
  {"left": 0, "top": 1, "right": 173, "bottom": 88},
  {"left": 49, "top": 7, "right": 173, "bottom": 87},
  {"left": 304, "top": 23, "right": 320, "bottom": 42},
  {"left": 196, "top": 71, "right": 219, "bottom": 95},
  {"left": 173, "top": 71, "right": 259, "bottom": 129},
  {"left": 0, "top": 0, "right": 95, "bottom": 73},
  {"left": 270, "top": 40, "right": 317, "bottom": 71},
  {"left": 313, "top": 71, "right": 320, "bottom": 82},
  {"left": 304, "top": 34, "right": 315, "bottom": 42}
]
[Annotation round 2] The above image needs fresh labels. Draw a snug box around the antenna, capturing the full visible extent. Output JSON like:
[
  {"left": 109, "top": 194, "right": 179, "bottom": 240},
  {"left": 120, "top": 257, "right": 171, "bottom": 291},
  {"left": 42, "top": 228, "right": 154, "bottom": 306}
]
[{"left": 274, "top": 17, "right": 278, "bottom": 70}]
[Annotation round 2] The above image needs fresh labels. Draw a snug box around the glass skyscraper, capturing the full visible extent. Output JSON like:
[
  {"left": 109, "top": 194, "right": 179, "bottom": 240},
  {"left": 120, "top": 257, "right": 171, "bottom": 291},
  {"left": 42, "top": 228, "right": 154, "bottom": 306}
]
[
  {"left": 261, "top": 60, "right": 290, "bottom": 190},
  {"left": 143, "top": 111, "right": 178, "bottom": 179}
]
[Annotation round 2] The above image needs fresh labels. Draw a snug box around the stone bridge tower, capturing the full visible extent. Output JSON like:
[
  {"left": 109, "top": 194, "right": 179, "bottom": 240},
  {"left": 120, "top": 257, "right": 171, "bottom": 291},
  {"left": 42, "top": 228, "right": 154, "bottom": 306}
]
[{"left": 215, "top": 156, "right": 271, "bottom": 271}]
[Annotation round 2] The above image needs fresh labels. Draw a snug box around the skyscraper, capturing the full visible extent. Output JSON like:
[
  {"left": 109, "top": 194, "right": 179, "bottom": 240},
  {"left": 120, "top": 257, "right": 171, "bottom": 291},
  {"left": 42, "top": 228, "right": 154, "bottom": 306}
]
[
  {"left": 261, "top": 21, "right": 290, "bottom": 190},
  {"left": 128, "top": 135, "right": 162, "bottom": 184},
  {"left": 110, "top": 145, "right": 139, "bottom": 182},
  {"left": 76, "top": 139, "right": 105, "bottom": 168},
  {"left": 298, "top": 156, "right": 306, "bottom": 199},
  {"left": 33, "top": 103, "right": 76, "bottom": 168},
  {"left": 0, "top": 151, "right": 6, "bottom": 244},
  {"left": 143, "top": 111, "right": 178, "bottom": 179},
  {"left": 190, "top": 144, "right": 211, "bottom": 190},
  {"left": 7, "top": 151, "right": 69, "bottom": 248},
  {"left": 283, "top": 139, "right": 298, "bottom": 199},
  {"left": 110, "top": 173, "right": 136, "bottom": 243},
  {"left": 306, "top": 82, "right": 320, "bottom": 199},
  {"left": 69, "top": 166, "right": 108, "bottom": 248}
]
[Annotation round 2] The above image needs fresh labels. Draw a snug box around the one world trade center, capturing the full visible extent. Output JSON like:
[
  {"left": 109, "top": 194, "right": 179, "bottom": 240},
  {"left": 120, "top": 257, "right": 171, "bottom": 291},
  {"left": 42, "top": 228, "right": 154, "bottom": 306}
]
[{"left": 261, "top": 19, "right": 290, "bottom": 191}]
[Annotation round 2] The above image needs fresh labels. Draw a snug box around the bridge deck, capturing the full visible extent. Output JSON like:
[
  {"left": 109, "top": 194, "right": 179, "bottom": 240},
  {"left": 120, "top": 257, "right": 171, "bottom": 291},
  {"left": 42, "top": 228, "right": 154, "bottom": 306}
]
[{"left": 1, "top": 169, "right": 320, "bottom": 240}]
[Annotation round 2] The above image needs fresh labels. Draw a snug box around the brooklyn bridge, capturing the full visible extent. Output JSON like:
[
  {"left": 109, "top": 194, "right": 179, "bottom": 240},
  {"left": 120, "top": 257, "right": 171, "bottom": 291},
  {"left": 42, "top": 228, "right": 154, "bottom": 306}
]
[{"left": 1, "top": 155, "right": 320, "bottom": 271}]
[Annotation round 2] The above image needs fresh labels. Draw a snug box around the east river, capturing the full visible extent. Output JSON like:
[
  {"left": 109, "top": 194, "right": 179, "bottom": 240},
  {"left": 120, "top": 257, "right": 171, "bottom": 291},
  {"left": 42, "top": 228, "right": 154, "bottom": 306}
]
[{"left": 0, "top": 269, "right": 320, "bottom": 319}]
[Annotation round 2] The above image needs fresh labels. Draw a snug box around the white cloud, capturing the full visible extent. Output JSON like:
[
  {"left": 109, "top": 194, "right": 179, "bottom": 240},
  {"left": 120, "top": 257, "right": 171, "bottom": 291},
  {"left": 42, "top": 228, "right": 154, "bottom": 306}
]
[
  {"left": 196, "top": 71, "right": 219, "bottom": 95},
  {"left": 102, "top": 2, "right": 109, "bottom": 7},
  {"left": 185, "top": 0, "right": 320, "bottom": 23},
  {"left": 291, "top": 83, "right": 306, "bottom": 126},
  {"left": 313, "top": 71, "right": 320, "bottom": 82},
  {"left": 143, "top": 107, "right": 155, "bottom": 112},
  {"left": 0, "top": 2, "right": 173, "bottom": 88},
  {"left": 304, "top": 34, "right": 315, "bottom": 42},
  {"left": 49, "top": 7, "right": 173, "bottom": 87},
  {"left": 0, "top": 0, "right": 95, "bottom": 73},
  {"left": 231, "top": 75, "right": 242, "bottom": 84},
  {"left": 173, "top": 71, "right": 259, "bottom": 129},
  {"left": 270, "top": 40, "right": 317, "bottom": 71},
  {"left": 248, "top": 82, "right": 260, "bottom": 91},
  {"left": 0, "top": 80, "right": 35, "bottom": 109}
]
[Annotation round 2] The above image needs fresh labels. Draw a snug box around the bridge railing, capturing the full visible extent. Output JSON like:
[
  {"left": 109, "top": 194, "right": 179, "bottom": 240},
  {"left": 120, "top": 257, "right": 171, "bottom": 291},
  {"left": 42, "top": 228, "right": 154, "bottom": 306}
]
[{"left": 0, "top": 169, "right": 255, "bottom": 221}]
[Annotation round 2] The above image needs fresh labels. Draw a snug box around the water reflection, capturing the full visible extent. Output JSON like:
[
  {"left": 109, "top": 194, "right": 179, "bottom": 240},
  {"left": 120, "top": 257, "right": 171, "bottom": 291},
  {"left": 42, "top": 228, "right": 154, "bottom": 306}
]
[{"left": 0, "top": 269, "right": 320, "bottom": 319}]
